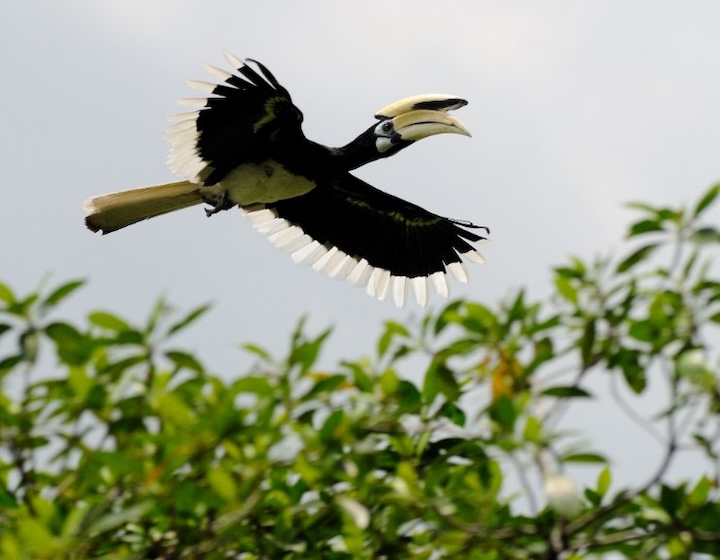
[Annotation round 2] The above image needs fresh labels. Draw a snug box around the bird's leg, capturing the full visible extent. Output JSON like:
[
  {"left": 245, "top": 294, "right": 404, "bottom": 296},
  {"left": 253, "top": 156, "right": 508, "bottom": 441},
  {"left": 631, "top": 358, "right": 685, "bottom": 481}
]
[{"left": 201, "top": 188, "right": 235, "bottom": 217}]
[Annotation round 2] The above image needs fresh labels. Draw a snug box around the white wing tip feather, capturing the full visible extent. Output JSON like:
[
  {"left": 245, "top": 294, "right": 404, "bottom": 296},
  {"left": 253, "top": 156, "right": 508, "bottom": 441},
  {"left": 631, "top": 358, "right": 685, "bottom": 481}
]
[
  {"left": 223, "top": 51, "right": 246, "bottom": 70},
  {"left": 185, "top": 79, "right": 217, "bottom": 93},
  {"left": 241, "top": 206, "right": 485, "bottom": 307},
  {"left": 204, "top": 64, "right": 233, "bottom": 82}
]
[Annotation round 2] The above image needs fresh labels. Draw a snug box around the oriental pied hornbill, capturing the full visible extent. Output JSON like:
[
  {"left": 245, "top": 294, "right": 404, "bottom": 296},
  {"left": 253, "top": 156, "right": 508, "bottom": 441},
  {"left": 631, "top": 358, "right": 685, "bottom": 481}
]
[{"left": 84, "top": 52, "right": 489, "bottom": 307}]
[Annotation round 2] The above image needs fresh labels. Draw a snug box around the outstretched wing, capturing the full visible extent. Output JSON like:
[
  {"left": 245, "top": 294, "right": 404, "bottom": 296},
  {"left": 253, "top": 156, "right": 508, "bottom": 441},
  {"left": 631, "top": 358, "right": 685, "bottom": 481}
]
[
  {"left": 165, "top": 53, "right": 303, "bottom": 186},
  {"left": 243, "top": 174, "right": 488, "bottom": 307}
]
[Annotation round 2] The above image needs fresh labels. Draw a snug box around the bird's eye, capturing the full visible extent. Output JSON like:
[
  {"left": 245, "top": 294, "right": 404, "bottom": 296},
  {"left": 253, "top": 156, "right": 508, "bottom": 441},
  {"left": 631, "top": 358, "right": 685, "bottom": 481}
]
[{"left": 381, "top": 121, "right": 393, "bottom": 132}]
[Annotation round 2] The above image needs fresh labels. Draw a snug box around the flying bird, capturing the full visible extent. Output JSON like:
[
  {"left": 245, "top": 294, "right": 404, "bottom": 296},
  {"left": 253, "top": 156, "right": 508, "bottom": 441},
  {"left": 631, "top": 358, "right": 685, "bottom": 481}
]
[{"left": 84, "top": 52, "right": 488, "bottom": 307}]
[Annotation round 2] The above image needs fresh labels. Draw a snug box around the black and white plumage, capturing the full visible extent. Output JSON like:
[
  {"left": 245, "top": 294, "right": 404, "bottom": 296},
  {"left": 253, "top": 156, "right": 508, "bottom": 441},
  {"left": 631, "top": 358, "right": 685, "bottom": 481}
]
[{"left": 84, "top": 52, "right": 489, "bottom": 307}]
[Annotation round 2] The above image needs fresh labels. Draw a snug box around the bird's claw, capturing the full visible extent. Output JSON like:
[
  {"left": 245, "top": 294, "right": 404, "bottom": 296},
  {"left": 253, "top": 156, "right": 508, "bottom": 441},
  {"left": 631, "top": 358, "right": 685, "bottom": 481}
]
[{"left": 202, "top": 189, "right": 235, "bottom": 217}]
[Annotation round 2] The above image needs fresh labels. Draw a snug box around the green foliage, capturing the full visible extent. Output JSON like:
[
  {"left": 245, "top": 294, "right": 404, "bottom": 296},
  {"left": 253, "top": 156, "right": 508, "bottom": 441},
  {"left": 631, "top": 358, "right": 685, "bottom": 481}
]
[{"left": 1, "top": 184, "right": 720, "bottom": 558}]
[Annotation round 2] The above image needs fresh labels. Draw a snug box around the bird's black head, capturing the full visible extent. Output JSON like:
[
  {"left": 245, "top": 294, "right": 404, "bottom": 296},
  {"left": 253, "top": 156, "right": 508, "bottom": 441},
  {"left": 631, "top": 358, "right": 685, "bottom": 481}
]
[{"left": 337, "top": 94, "right": 471, "bottom": 171}]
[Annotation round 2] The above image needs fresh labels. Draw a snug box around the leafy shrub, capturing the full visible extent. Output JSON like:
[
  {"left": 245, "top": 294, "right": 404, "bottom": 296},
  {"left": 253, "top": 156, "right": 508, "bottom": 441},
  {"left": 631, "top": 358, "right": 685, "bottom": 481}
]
[{"left": 1, "top": 185, "right": 720, "bottom": 558}]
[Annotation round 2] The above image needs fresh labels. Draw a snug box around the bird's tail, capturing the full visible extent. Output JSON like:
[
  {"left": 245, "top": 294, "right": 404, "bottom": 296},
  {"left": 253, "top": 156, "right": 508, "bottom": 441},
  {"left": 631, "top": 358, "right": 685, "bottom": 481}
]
[{"left": 83, "top": 180, "right": 205, "bottom": 234}]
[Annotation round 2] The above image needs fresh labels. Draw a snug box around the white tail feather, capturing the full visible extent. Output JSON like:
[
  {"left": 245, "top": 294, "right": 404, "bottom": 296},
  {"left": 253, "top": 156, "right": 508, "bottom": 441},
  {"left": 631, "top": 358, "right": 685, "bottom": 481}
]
[{"left": 83, "top": 180, "right": 206, "bottom": 234}]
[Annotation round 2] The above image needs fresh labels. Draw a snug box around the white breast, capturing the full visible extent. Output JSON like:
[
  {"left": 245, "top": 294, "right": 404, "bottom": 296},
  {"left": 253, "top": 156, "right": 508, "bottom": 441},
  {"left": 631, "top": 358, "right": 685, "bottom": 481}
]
[{"left": 218, "top": 160, "right": 315, "bottom": 206}]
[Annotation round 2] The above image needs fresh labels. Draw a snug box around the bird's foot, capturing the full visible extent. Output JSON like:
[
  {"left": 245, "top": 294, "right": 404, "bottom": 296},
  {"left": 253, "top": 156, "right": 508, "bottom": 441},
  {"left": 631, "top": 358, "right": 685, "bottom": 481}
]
[{"left": 202, "top": 190, "right": 235, "bottom": 217}]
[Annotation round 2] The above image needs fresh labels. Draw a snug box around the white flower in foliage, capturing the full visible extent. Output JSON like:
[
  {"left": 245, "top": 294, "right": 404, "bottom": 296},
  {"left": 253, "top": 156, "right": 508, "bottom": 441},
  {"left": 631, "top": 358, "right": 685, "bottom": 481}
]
[{"left": 544, "top": 473, "right": 583, "bottom": 517}]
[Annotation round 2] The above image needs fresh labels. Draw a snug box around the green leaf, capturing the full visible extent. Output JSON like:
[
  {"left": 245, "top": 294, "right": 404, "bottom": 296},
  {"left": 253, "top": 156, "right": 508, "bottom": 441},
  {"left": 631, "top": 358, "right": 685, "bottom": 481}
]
[
  {"left": 155, "top": 393, "right": 196, "bottom": 428},
  {"left": 379, "top": 367, "right": 399, "bottom": 395},
  {"left": 555, "top": 276, "right": 578, "bottom": 305},
  {"left": 0, "top": 489, "right": 18, "bottom": 509},
  {"left": 167, "top": 303, "right": 211, "bottom": 335},
  {"left": 597, "top": 466, "right": 612, "bottom": 498},
  {"left": 87, "top": 501, "right": 153, "bottom": 535},
  {"left": 307, "top": 374, "right": 347, "bottom": 398},
  {"left": 507, "top": 290, "right": 527, "bottom": 324},
  {"left": 541, "top": 386, "right": 592, "bottom": 398},
  {"left": 525, "top": 337, "right": 555, "bottom": 375},
  {"left": 628, "top": 219, "right": 664, "bottom": 237},
  {"left": 690, "top": 226, "right": 720, "bottom": 245},
  {"left": 396, "top": 380, "right": 422, "bottom": 414},
  {"left": 88, "top": 311, "right": 131, "bottom": 332},
  {"left": 523, "top": 416, "right": 542, "bottom": 443},
  {"left": 610, "top": 348, "right": 646, "bottom": 393},
  {"left": 44, "top": 322, "right": 92, "bottom": 365},
  {"left": 0, "top": 354, "right": 23, "bottom": 374},
  {"left": 7, "top": 294, "right": 38, "bottom": 318},
  {"left": 580, "top": 319, "right": 595, "bottom": 367},
  {"left": 208, "top": 467, "right": 238, "bottom": 502},
  {"left": 166, "top": 350, "right": 204, "bottom": 374},
  {"left": 68, "top": 366, "right": 93, "bottom": 398},
  {"left": 616, "top": 243, "right": 659, "bottom": 273},
  {"left": 693, "top": 183, "right": 720, "bottom": 217},
  {"left": 554, "top": 266, "right": 584, "bottom": 280},
  {"left": 289, "top": 328, "right": 331, "bottom": 374},
  {"left": 688, "top": 476, "right": 711, "bottom": 507},
  {"left": 145, "top": 297, "right": 171, "bottom": 336},
  {"left": 489, "top": 395, "right": 517, "bottom": 431},
  {"left": 233, "top": 376, "right": 273, "bottom": 396},
  {"left": 343, "top": 361, "right": 373, "bottom": 393},
  {"left": 0, "top": 323, "right": 12, "bottom": 339},
  {"left": 20, "top": 328, "right": 39, "bottom": 363},
  {"left": 378, "top": 320, "right": 411, "bottom": 358},
  {"left": 423, "top": 362, "right": 460, "bottom": 402},
  {"left": 561, "top": 452, "right": 606, "bottom": 464},
  {"left": 41, "top": 279, "right": 84, "bottom": 310},
  {"left": 625, "top": 201, "right": 658, "bottom": 214},
  {"left": 457, "top": 302, "right": 498, "bottom": 336},
  {"left": 440, "top": 402, "right": 466, "bottom": 427},
  {"left": 0, "top": 281, "right": 15, "bottom": 305},
  {"left": 319, "top": 409, "right": 344, "bottom": 441},
  {"left": 434, "top": 300, "right": 464, "bottom": 334},
  {"left": 242, "top": 343, "right": 272, "bottom": 361},
  {"left": 660, "top": 484, "right": 682, "bottom": 517}
]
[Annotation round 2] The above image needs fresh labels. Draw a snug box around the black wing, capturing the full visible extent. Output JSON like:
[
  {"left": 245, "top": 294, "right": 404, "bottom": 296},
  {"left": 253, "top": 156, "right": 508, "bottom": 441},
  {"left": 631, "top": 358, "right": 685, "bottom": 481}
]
[
  {"left": 243, "top": 173, "right": 488, "bottom": 307},
  {"left": 165, "top": 53, "right": 303, "bottom": 186}
]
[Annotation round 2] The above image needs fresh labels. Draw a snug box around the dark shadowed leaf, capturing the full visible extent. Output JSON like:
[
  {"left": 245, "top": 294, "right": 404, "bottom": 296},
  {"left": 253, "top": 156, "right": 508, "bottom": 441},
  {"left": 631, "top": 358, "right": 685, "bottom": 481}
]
[
  {"left": 166, "top": 350, "right": 204, "bottom": 374},
  {"left": 609, "top": 348, "right": 647, "bottom": 393},
  {"left": 628, "top": 219, "right": 664, "bottom": 237},
  {"left": 396, "top": 380, "right": 422, "bottom": 413},
  {"left": 44, "top": 322, "right": 92, "bottom": 365},
  {"left": 489, "top": 395, "right": 517, "bottom": 430},
  {"left": 0, "top": 354, "right": 22, "bottom": 374},
  {"left": 440, "top": 402, "right": 466, "bottom": 427},
  {"left": 581, "top": 319, "right": 596, "bottom": 367},
  {"left": 319, "top": 409, "right": 344, "bottom": 441},
  {"left": 423, "top": 362, "right": 460, "bottom": 402},
  {"left": 541, "top": 386, "right": 593, "bottom": 399},
  {"left": 616, "top": 244, "right": 659, "bottom": 273}
]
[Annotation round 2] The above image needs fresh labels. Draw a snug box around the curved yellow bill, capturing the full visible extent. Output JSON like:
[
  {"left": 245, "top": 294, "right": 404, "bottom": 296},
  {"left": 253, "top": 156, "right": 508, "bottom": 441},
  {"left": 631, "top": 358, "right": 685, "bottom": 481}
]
[
  {"left": 376, "top": 94, "right": 468, "bottom": 119},
  {"left": 392, "top": 109, "right": 471, "bottom": 141}
]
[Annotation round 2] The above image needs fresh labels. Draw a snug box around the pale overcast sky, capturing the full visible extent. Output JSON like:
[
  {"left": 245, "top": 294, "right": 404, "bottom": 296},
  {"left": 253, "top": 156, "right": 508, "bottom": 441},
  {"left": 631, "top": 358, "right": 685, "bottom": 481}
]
[{"left": 3, "top": 1, "right": 720, "bottom": 494}]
